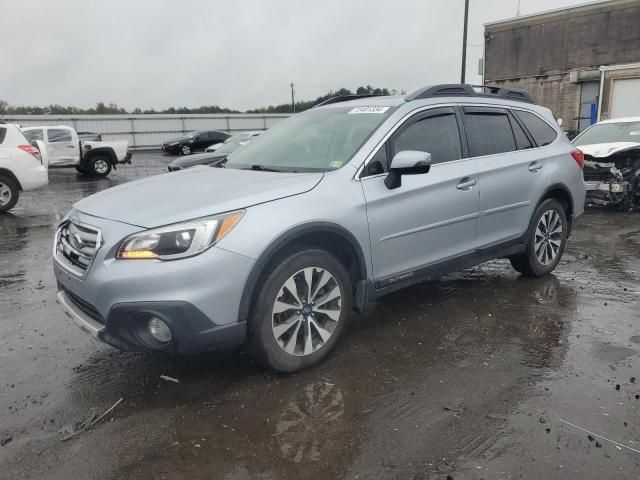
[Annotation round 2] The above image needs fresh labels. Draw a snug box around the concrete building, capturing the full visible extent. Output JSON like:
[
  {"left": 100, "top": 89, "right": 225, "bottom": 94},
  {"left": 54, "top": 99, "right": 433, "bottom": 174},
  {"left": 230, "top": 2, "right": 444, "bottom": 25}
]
[{"left": 483, "top": 0, "right": 640, "bottom": 135}]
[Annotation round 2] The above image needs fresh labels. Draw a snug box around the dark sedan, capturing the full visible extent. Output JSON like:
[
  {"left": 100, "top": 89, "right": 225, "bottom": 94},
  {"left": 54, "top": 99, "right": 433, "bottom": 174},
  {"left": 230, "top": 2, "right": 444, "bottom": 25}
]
[
  {"left": 161, "top": 130, "right": 230, "bottom": 155},
  {"left": 167, "top": 132, "right": 261, "bottom": 171}
]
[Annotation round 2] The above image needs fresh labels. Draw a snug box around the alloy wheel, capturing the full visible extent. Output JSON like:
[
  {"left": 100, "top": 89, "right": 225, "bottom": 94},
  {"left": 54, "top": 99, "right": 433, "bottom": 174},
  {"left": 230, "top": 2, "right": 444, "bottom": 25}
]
[
  {"left": 534, "top": 210, "right": 563, "bottom": 265},
  {"left": 94, "top": 159, "right": 109, "bottom": 175},
  {"left": 0, "top": 182, "right": 12, "bottom": 206},
  {"left": 271, "top": 267, "right": 342, "bottom": 356}
]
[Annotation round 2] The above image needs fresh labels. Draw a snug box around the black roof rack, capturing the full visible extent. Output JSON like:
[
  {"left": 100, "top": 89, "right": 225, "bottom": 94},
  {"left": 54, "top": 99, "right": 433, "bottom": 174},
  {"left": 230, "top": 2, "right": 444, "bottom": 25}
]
[
  {"left": 313, "top": 94, "right": 388, "bottom": 108},
  {"left": 405, "top": 84, "right": 534, "bottom": 104}
]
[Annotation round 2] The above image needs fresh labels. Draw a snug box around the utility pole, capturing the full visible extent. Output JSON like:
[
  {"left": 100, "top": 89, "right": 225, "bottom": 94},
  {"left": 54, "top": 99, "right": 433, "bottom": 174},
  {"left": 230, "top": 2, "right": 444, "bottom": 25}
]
[
  {"left": 290, "top": 82, "right": 296, "bottom": 113},
  {"left": 461, "top": 0, "right": 470, "bottom": 84}
]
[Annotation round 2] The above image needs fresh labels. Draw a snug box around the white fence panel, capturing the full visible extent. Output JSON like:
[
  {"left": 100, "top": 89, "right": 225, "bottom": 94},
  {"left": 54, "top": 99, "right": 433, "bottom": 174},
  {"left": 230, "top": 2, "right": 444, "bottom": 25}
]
[{"left": 4, "top": 114, "right": 290, "bottom": 150}]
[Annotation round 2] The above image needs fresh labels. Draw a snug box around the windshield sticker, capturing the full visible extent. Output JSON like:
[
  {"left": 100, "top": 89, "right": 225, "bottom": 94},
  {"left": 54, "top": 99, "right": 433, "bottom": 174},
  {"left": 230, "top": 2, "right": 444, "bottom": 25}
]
[
  {"left": 329, "top": 160, "right": 343, "bottom": 168},
  {"left": 348, "top": 106, "right": 390, "bottom": 114},
  {"left": 630, "top": 131, "right": 640, "bottom": 136}
]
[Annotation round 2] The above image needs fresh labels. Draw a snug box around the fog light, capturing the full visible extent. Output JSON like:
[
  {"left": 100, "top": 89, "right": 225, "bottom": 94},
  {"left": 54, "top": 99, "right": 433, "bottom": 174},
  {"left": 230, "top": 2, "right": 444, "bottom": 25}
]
[{"left": 148, "top": 317, "right": 172, "bottom": 343}]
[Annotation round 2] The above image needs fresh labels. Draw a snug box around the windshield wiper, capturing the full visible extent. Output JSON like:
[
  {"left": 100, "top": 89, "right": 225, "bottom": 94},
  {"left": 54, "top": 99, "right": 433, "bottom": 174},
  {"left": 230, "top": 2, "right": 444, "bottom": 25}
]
[{"left": 248, "top": 164, "right": 282, "bottom": 172}]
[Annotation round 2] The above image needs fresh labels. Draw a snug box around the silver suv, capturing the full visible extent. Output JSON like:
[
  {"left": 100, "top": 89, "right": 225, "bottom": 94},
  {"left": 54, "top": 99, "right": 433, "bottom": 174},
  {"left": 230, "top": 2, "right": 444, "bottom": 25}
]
[{"left": 54, "top": 84, "right": 586, "bottom": 372}]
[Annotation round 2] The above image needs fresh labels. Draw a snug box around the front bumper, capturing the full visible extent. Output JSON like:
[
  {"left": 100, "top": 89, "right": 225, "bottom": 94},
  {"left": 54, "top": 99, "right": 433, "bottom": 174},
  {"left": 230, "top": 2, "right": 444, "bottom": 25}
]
[
  {"left": 53, "top": 211, "right": 255, "bottom": 353},
  {"left": 57, "top": 286, "right": 247, "bottom": 353}
]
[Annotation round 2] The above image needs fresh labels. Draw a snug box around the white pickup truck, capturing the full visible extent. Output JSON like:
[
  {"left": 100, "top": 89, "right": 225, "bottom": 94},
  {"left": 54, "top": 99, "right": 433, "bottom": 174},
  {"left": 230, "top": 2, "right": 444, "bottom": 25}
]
[{"left": 22, "top": 125, "right": 132, "bottom": 177}]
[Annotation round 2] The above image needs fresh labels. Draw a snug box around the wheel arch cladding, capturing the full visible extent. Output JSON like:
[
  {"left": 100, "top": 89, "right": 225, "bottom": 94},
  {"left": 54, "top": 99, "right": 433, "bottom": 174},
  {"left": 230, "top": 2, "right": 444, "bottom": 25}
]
[
  {"left": 84, "top": 147, "right": 117, "bottom": 165},
  {"left": 542, "top": 184, "right": 574, "bottom": 232},
  {"left": 237, "top": 222, "right": 368, "bottom": 323},
  {"left": 0, "top": 168, "right": 22, "bottom": 190}
]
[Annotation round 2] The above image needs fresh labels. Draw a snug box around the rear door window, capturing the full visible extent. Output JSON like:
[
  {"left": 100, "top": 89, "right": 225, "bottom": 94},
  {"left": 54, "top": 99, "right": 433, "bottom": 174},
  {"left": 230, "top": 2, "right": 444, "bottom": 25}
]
[
  {"left": 47, "top": 129, "right": 72, "bottom": 143},
  {"left": 513, "top": 110, "right": 558, "bottom": 147},
  {"left": 463, "top": 107, "right": 517, "bottom": 157},
  {"left": 0, "top": 127, "right": 6, "bottom": 144}
]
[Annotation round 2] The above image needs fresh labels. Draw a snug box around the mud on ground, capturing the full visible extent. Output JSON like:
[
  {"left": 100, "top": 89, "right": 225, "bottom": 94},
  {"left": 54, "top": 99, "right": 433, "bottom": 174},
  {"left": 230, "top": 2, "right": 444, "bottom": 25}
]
[{"left": 1, "top": 153, "right": 639, "bottom": 479}]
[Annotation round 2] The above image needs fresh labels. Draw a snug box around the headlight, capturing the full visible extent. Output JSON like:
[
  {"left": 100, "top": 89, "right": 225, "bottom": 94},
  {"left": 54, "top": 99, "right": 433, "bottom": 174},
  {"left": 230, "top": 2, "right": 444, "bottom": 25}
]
[{"left": 117, "top": 210, "right": 244, "bottom": 260}]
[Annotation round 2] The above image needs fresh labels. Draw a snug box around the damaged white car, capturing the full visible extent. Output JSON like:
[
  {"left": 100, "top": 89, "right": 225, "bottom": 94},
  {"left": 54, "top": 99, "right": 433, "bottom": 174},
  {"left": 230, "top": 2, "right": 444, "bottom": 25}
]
[{"left": 572, "top": 117, "right": 640, "bottom": 210}]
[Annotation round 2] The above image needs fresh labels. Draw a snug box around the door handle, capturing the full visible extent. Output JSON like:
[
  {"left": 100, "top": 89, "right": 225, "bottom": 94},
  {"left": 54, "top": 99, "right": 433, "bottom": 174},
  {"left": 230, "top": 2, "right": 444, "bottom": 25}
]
[
  {"left": 66, "top": 145, "right": 76, "bottom": 149},
  {"left": 456, "top": 178, "right": 477, "bottom": 190},
  {"left": 528, "top": 161, "right": 543, "bottom": 172}
]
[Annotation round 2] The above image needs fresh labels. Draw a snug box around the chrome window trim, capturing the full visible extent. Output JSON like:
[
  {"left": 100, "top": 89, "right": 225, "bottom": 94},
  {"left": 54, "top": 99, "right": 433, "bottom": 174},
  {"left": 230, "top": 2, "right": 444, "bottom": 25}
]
[
  {"left": 354, "top": 102, "right": 561, "bottom": 181},
  {"left": 53, "top": 219, "right": 103, "bottom": 279}
]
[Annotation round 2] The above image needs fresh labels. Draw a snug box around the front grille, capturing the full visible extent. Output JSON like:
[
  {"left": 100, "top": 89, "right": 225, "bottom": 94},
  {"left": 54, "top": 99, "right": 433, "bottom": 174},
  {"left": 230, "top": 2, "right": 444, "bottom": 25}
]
[
  {"left": 64, "top": 287, "right": 104, "bottom": 324},
  {"left": 55, "top": 220, "right": 101, "bottom": 276}
]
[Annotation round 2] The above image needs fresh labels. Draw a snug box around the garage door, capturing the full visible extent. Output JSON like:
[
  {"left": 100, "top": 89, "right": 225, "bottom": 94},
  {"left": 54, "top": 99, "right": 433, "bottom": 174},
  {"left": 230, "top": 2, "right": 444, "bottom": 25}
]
[{"left": 610, "top": 77, "right": 640, "bottom": 119}]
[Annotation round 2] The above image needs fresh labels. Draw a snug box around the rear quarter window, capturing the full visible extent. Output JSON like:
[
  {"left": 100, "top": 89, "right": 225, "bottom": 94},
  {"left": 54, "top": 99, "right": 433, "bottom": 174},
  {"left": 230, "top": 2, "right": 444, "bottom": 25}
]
[
  {"left": 0, "top": 127, "right": 6, "bottom": 144},
  {"left": 513, "top": 110, "right": 558, "bottom": 147}
]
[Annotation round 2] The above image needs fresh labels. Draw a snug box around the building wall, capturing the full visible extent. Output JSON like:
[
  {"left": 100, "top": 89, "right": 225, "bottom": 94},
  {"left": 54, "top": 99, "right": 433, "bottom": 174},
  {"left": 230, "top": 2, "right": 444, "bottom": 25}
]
[
  {"left": 485, "top": 0, "right": 640, "bottom": 80},
  {"left": 484, "top": 0, "right": 640, "bottom": 133},
  {"left": 488, "top": 74, "right": 584, "bottom": 133}
]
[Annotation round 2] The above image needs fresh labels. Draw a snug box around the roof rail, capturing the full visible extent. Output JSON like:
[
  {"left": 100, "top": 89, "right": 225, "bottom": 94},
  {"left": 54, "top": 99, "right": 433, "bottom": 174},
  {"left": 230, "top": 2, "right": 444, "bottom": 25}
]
[
  {"left": 405, "top": 84, "right": 534, "bottom": 104},
  {"left": 313, "top": 94, "right": 388, "bottom": 108}
]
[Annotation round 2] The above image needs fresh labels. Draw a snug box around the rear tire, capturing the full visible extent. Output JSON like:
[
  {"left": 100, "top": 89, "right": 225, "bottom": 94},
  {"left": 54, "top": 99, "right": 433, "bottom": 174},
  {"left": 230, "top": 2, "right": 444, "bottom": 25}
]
[
  {"left": 89, "top": 156, "right": 112, "bottom": 177},
  {"left": 509, "top": 198, "right": 567, "bottom": 277},
  {"left": 247, "top": 248, "right": 352, "bottom": 373},
  {"left": 0, "top": 175, "right": 19, "bottom": 213}
]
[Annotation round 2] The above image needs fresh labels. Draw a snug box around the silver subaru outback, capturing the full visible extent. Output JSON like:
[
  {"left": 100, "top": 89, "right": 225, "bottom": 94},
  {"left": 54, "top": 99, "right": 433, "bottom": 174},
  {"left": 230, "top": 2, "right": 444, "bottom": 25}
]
[{"left": 54, "top": 84, "right": 586, "bottom": 372}]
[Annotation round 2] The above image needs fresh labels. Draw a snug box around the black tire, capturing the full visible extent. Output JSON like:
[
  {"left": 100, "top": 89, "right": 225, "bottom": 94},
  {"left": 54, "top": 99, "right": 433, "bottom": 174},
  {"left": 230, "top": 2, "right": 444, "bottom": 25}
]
[
  {"left": 509, "top": 198, "right": 567, "bottom": 277},
  {"left": 0, "top": 175, "right": 19, "bottom": 213},
  {"left": 89, "top": 156, "right": 112, "bottom": 177},
  {"left": 180, "top": 145, "right": 191, "bottom": 155},
  {"left": 247, "top": 248, "right": 353, "bottom": 373}
]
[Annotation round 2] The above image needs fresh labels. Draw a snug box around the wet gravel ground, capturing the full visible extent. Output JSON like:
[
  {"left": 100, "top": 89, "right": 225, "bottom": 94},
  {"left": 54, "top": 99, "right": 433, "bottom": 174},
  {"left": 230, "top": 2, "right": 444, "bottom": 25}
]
[{"left": 1, "top": 152, "right": 639, "bottom": 480}]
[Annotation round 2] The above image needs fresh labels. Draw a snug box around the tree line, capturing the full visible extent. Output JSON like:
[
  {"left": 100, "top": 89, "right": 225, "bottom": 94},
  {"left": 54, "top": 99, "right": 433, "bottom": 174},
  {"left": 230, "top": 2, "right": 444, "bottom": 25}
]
[{"left": 0, "top": 86, "right": 396, "bottom": 116}]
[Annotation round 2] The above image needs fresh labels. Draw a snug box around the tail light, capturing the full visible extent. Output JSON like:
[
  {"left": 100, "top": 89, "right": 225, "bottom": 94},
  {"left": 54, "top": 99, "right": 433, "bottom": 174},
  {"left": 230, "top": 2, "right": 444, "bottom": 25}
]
[
  {"left": 18, "top": 144, "right": 42, "bottom": 161},
  {"left": 571, "top": 149, "right": 584, "bottom": 169}
]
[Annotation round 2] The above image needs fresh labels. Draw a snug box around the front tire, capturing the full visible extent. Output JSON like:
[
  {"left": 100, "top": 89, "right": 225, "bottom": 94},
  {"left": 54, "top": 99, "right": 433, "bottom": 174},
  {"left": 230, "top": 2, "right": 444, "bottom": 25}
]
[
  {"left": 180, "top": 145, "right": 191, "bottom": 155},
  {"left": 89, "top": 156, "right": 112, "bottom": 177},
  {"left": 510, "top": 198, "right": 567, "bottom": 277},
  {"left": 248, "top": 248, "right": 353, "bottom": 373},
  {"left": 0, "top": 175, "right": 19, "bottom": 213}
]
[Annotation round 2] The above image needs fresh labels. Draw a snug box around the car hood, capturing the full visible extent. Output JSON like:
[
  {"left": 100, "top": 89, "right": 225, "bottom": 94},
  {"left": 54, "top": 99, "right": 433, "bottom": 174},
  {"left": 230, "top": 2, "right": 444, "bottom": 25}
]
[
  {"left": 575, "top": 142, "right": 640, "bottom": 158},
  {"left": 73, "top": 167, "right": 324, "bottom": 228},
  {"left": 169, "top": 152, "right": 226, "bottom": 169}
]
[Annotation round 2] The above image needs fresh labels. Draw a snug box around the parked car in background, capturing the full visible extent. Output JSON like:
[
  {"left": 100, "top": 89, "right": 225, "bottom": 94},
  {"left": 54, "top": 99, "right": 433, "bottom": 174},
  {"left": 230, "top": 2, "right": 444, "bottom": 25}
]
[
  {"left": 161, "top": 130, "right": 230, "bottom": 155},
  {"left": 572, "top": 117, "right": 640, "bottom": 210},
  {"left": 22, "top": 126, "right": 132, "bottom": 177},
  {"left": 168, "top": 132, "right": 261, "bottom": 171},
  {"left": 0, "top": 122, "right": 48, "bottom": 212},
  {"left": 53, "top": 84, "right": 585, "bottom": 372},
  {"left": 204, "top": 131, "right": 261, "bottom": 153}
]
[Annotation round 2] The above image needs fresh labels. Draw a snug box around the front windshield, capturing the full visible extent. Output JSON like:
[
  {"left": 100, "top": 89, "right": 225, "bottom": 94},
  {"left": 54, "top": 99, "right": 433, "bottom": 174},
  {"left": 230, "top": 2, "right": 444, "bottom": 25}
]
[
  {"left": 215, "top": 134, "right": 254, "bottom": 154},
  {"left": 573, "top": 121, "right": 640, "bottom": 146},
  {"left": 225, "top": 105, "right": 395, "bottom": 172}
]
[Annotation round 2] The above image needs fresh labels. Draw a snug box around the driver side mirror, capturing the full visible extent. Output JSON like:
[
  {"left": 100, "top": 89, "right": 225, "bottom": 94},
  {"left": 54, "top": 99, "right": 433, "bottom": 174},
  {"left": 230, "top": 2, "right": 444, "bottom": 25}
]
[{"left": 384, "top": 150, "right": 431, "bottom": 189}]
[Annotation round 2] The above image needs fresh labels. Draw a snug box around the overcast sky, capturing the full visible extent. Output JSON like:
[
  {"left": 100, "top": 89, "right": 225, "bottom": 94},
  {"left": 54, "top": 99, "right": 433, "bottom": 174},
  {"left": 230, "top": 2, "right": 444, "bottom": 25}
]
[{"left": 1, "top": 0, "right": 590, "bottom": 111}]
